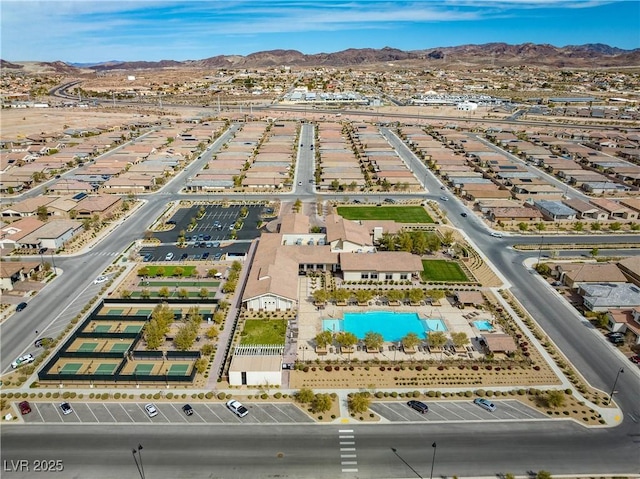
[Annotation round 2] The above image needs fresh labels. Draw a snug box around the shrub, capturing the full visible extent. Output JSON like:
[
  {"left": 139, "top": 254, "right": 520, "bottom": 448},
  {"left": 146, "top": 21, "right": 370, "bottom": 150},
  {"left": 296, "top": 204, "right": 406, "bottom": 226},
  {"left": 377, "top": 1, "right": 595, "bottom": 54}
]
[
  {"left": 476, "top": 389, "right": 486, "bottom": 397},
  {"left": 217, "top": 392, "right": 226, "bottom": 400},
  {"left": 205, "top": 392, "right": 214, "bottom": 399}
]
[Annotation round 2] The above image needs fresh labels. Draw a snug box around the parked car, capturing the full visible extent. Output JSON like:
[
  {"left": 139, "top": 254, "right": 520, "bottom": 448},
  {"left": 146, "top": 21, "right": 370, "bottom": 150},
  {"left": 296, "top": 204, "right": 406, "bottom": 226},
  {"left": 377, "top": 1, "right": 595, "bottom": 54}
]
[
  {"left": 226, "top": 399, "right": 249, "bottom": 418},
  {"left": 473, "top": 398, "right": 496, "bottom": 412},
  {"left": 165, "top": 252, "right": 174, "bottom": 261},
  {"left": 180, "top": 253, "right": 189, "bottom": 260},
  {"left": 18, "top": 401, "right": 31, "bottom": 415},
  {"left": 212, "top": 241, "right": 220, "bottom": 248},
  {"left": 16, "top": 302, "right": 28, "bottom": 312},
  {"left": 629, "top": 355, "right": 640, "bottom": 365},
  {"left": 407, "top": 400, "right": 429, "bottom": 414},
  {"left": 609, "top": 335, "right": 625, "bottom": 345},
  {"left": 460, "top": 212, "right": 468, "bottom": 217},
  {"left": 145, "top": 403, "right": 158, "bottom": 418},
  {"left": 214, "top": 252, "right": 222, "bottom": 261},
  {"left": 60, "top": 402, "right": 73, "bottom": 415},
  {"left": 93, "top": 275, "right": 108, "bottom": 284},
  {"left": 182, "top": 404, "right": 194, "bottom": 416},
  {"left": 383, "top": 198, "right": 396, "bottom": 204},
  {"left": 203, "top": 235, "right": 211, "bottom": 241},
  {"left": 142, "top": 253, "right": 152, "bottom": 262},
  {"left": 202, "top": 252, "right": 210, "bottom": 260},
  {"left": 205, "top": 242, "right": 213, "bottom": 248},
  {"left": 11, "top": 353, "right": 34, "bottom": 369},
  {"left": 34, "top": 337, "right": 54, "bottom": 348}
]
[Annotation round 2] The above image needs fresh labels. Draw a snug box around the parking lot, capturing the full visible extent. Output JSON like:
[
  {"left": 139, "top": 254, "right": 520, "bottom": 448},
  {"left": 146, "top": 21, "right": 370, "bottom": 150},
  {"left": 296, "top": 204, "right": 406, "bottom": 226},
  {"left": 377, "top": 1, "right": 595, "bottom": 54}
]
[
  {"left": 18, "top": 399, "right": 546, "bottom": 424},
  {"left": 20, "top": 401, "right": 314, "bottom": 424},
  {"left": 371, "top": 399, "right": 546, "bottom": 422}
]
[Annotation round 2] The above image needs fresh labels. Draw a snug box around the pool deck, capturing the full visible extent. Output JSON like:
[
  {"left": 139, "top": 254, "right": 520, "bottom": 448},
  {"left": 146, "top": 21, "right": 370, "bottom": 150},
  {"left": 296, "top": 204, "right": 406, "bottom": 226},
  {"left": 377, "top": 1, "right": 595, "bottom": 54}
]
[{"left": 289, "top": 277, "right": 500, "bottom": 364}]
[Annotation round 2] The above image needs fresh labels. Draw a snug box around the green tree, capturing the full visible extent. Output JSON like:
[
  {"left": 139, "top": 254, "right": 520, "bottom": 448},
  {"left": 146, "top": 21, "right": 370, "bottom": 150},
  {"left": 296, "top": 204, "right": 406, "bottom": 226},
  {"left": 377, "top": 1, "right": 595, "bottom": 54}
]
[
  {"left": 158, "top": 286, "right": 170, "bottom": 298},
  {"left": 536, "top": 471, "right": 552, "bottom": 479},
  {"left": 402, "top": 332, "right": 421, "bottom": 350},
  {"left": 312, "top": 288, "right": 329, "bottom": 304},
  {"left": 335, "top": 331, "right": 358, "bottom": 352},
  {"left": 535, "top": 222, "right": 546, "bottom": 232},
  {"left": 174, "top": 324, "right": 198, "bottom": 350},
  {"left": 207, "top": 268, "right": 219, "bottom": 277},
  {"left": 311, "top": 393, "right": 333, "bottom": 413},
  {"left": 143, "top": 319, "right": 164, "bottom": 350},
  {"left": 363, "top": 331, "right": 384, "bottom": 351},
  {"left": 315, "top": 330, "right": 333, "bottom": 349},
  {"left": 141, "top": 288, "right": 151, "bottom": 299},
  {"left": 348, "top": 392, "right": 371, "bottom": 414},
  {"left": 518, "top": 222, "right": 529, "bottom": 232},
  {"left": 36, "top": 205, "right": 49, "bottom": 221},
  {"left": 178, "top": 288, "right": 189, "bottom": 299},
  {"left": 451, "top": 331, "right": 469, "bottom": 349},
  {"left": 426, "top": 289, "right": 445, "bottom": 302},
  {"left": 120, "top": 289, "right": 132, "bottom": 299},
  {"left": 173, "top": 266, "right": 184, "bottom": 277},
  {"left": 408, "top": 288, "right": 425, "bottom": 304},
  {"left": 387, "top": 289, "right": 406, "bottom": 303},
  {"left": 199, "top": 288, "right": 209, "bottom": 299},
  {"left": 427, "top": 331, "right": 447, "bottom": 349},
  {"left": 590, "top": 247, "right": 599, "bottom": 257},
  {"left": 194, "top": 358, "right": 208, "bottom": 374},
  {"left": 295, "top": 388, "right": 315, "bottom": 404},
  {"left": 137, "top": 267, "right": 150, "bottom": 277},
  {"left": 355, "top": 289, "right": 373, "bottom": 304},
  {"left": 332, "top": 288, "right": 351, "bottom": 304},
  {"left": 205, "top": 326, "right": 219, "bottom": 339},
  {"left": 591, "top": 222, "right": 601, "bottom": 231},
  {"left": 573, "top": 221, "right": 584, "bottom": 232},
  {"left": 610, "top": 222, "right": 622, "bottom": 231}
]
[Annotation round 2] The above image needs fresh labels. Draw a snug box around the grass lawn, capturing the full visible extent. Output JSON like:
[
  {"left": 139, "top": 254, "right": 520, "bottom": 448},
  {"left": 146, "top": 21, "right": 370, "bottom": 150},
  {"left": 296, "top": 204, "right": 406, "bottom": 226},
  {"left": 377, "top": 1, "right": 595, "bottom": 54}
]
[
  {"left": 240, "top": 319, "right": 286, "bottom": 345},
  {"left": 137, "top": 280, "right": 219, "bottom": 287},
  {"left": 336, "top": 206, "right": 434, "bottom": 223},
  {"left": 140, "top": 265, "right": 197, "bottom": 277},
  {"left": 421, "top": 259, "right": 469, "bottom": 282}
]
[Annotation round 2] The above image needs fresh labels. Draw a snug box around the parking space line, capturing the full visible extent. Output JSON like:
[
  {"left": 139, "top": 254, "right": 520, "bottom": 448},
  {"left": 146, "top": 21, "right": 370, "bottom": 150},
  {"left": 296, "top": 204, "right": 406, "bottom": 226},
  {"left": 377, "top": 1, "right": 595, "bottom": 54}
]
[
  {"left": 33, "top": 404, "right": 45, "bottom": 422},
  {"left": 85, "top": 403, "right": 100, "bottom": 422},
  {"left": 259, "top": 407, "right": 279, "bottom": 423},
  {"left": 203, "top": 404, "right": 225, "bottom": 422},
  {"left": 101, "top": 404, "right": 118, "bottom": 422},
  {"left": 119, "top": 404, "right": 137, "bottom": 422},
  {"left": 171, "top": 404, "right": 189, "bottom": 423},
  {"left": 441, "top": 402, "right": 473, "bottom": 420}
]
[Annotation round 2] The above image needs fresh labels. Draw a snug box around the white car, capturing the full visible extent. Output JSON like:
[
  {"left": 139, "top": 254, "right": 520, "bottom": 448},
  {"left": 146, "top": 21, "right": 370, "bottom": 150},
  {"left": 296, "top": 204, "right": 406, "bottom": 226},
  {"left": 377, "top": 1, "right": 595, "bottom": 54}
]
[
  {"left": 165, "top": 252, "right": 174, "bottom": 261},
  {"left": 474, "top": 398, "right": 497, "bottom": 412},
  {"left": 439, "top": 196, "right": 449, "bottom": 201},
  {"left": 226, "top": 399, "right": 249, "bottom": 418},
  {"left": 93, "top": 275, "right": 108, "bottom": 284},
  {"left": 490, "top": 232, "right": 503, "bottom": 238},
  {"left": 11, "top": 353, "right": 34, "bottom": 369},
  {"left": 144, "top": 403, "right": 158, "bottom": 418}
]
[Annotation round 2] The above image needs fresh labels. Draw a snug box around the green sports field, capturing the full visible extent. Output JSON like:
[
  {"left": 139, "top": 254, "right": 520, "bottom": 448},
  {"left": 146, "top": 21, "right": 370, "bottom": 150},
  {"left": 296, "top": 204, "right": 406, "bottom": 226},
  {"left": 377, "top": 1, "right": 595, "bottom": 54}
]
[
  {"left": 336, "top": 206, "right": 434, "bottom": 223},
  {"left": 421, "top": 259, "right": 469, "bottom": 282}
]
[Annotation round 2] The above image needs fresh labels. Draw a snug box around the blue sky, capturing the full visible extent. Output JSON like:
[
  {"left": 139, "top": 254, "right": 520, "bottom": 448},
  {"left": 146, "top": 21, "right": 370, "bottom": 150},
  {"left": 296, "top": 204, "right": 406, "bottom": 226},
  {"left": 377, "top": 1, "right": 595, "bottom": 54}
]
[{"left": 1, "top": 1, "right": 639, "bottom": 62}]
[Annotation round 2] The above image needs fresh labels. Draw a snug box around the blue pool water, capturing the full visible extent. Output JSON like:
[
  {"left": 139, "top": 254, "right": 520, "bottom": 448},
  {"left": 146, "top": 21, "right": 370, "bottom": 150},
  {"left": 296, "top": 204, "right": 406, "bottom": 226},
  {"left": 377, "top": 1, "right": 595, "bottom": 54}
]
[
  {"left": 473, "top": 320, "right": 494, "bottom": 331},
  {"left": 322, "top": 311, "right": 447, "bottom": 342}
]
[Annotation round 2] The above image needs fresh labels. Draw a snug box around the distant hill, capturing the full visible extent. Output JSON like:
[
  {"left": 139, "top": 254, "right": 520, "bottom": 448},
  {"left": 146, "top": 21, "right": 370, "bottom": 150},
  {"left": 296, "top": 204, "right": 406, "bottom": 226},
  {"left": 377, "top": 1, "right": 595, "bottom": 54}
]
[{"left": 2, "top": 43, "right": 639, "bottom": 73}]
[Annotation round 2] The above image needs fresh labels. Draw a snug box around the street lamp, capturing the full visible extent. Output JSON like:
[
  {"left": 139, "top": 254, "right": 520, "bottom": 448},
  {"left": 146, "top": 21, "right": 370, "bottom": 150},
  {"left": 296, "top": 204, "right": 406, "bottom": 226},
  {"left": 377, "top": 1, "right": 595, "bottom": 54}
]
[
  {"left": 132, "top": 444, "right": 145, "bottom": 479},
  {"left": 50, "top": 253, "right": 57, "bottom": 274},
  {"left": 607, "top": 367, "right": 624, "bottom": 405},
  {"left": 429, "top": 442, "right": 437, "bottom": 479},
  {"left": 537, "top": 235, "right": 545, "bottom": 265}
]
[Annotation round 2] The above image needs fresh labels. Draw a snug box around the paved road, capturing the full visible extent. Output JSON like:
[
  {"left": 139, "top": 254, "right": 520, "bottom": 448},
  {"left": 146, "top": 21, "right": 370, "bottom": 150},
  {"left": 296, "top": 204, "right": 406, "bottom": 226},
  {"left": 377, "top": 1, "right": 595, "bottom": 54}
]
[{"left": 2, "top": 422, "right": 637, "bottom": 478}]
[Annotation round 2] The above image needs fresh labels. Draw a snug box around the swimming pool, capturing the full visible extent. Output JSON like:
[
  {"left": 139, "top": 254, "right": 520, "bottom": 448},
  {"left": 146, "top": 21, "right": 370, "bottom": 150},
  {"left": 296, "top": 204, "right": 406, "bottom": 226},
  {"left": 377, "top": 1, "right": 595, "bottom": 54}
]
[
  {"left": 473, "top": 320, "right": 494, "bottom": 331},
  {"left": 322, "top": 311, "right": 447, "bottom": 342}
]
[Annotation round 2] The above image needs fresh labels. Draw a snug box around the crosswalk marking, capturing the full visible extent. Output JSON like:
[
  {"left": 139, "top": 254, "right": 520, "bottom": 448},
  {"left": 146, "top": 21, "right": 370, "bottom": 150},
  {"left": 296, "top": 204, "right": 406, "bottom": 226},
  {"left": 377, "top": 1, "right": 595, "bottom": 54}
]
[{"left": 338, "top": 429, "right": 358, "bottom": 473}]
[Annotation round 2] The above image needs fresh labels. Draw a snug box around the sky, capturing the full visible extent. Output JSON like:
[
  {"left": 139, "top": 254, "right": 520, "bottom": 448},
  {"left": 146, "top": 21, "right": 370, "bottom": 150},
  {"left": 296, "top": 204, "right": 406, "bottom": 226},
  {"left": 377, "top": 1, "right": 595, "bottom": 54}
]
[{"left": 1, "top": 0, "right": 639, "bottom": 63}]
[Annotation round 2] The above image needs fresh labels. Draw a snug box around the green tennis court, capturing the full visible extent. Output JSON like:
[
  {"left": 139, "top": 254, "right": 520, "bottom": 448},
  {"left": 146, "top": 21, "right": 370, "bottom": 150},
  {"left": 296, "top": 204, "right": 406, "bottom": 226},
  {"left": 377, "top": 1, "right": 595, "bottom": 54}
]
[
  {"left": 110, "top": 343, "right": 130, "bottom": 353},
  {"left": 124, "top": 325, "right": 143, "bottom": 333},
  {"left": 94, "top": 363, "right": 117, "bottom": 375},
  {"left": 134, "top": 364, "right": 154, "bottom": 374},
  {"left": 135, "top": 309, "right": 152, "bottom": 316},
  {"left": 78, "top": 342, "right": 98, "bottom": 352},
  {"left": 168, "top": 364, "right": 190, "bottom": 376},
  {"left": 94, "top": 325, "right": 111, "bottom": 333},
  {"left": 60, "top": 363, "right": 82, "bottom": 374},
  {"left": 107, "top": 309, "right": 124, "bottom": 316}
]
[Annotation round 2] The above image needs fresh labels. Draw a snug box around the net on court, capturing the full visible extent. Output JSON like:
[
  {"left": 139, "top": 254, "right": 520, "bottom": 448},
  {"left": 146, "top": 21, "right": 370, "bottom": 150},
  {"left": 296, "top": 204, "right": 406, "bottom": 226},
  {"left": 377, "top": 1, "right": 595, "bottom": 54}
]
[
  {"left": 94, "top": 363, "right": 117, "bottom": 375},
  {"left": 78, "top": 342, "right": 98, "bottom": 352},
  {"left": 60, "top": 363, "right": 82, "bottom": 374},
  {"left": 167, "top": 364, "right": 190, "bottom": 376},
  {"left": 133, "top": 364, "right": 154, "bottom": 375},
  {"left": 110, "top": 343, "right": 130, "bottom": 353}
]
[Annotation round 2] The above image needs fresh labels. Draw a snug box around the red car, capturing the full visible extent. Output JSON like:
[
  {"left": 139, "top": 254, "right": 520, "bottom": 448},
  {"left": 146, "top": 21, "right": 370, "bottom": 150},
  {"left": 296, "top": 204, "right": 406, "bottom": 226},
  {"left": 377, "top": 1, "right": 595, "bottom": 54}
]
[
  {"left": 629, "top": 355, "right": 640, "bottom": 365},
  {"left": 18, "top": 401, "right": 31, "bottom": 415}
]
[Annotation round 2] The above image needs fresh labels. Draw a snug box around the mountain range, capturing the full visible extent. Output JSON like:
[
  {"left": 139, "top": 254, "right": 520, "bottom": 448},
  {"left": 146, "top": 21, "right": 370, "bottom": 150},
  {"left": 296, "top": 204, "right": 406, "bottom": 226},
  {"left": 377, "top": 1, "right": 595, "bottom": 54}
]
[{"left": 3, "top": 43, "right": 639, "bottom": 73}]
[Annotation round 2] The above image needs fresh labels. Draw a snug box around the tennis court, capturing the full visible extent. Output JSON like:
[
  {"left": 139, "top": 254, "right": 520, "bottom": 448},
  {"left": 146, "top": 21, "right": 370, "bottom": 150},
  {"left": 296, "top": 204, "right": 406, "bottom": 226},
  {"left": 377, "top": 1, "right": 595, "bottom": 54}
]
[
  {"left": 94, "top": 325, "right": 112, "bottom": 333},
  {"left": 168, "top": 364, "right": 190, "bottom": 376},
  {"left": 124, "top": 325, "right": 143, "bottom": 333},
  {"left": 94, "top": 363, "right": 117, "bottom": 375},
  {"left": 107, "top": 309, "right": 124, "bottom": 316},
  {"left": 134, "top": 364, "right": 154, "bottom": 375},
  {"left": 78, "top": 342, "right": 98, "bottom": 352},
  {"left": 110, "top": 343, "right": 130, "bottom": 353},
  {"left": 60, "top": 363, "right": 82, "bottom": 374},
  {"left": 135, "top": 309, "right": 153, "bottom": 316}
]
